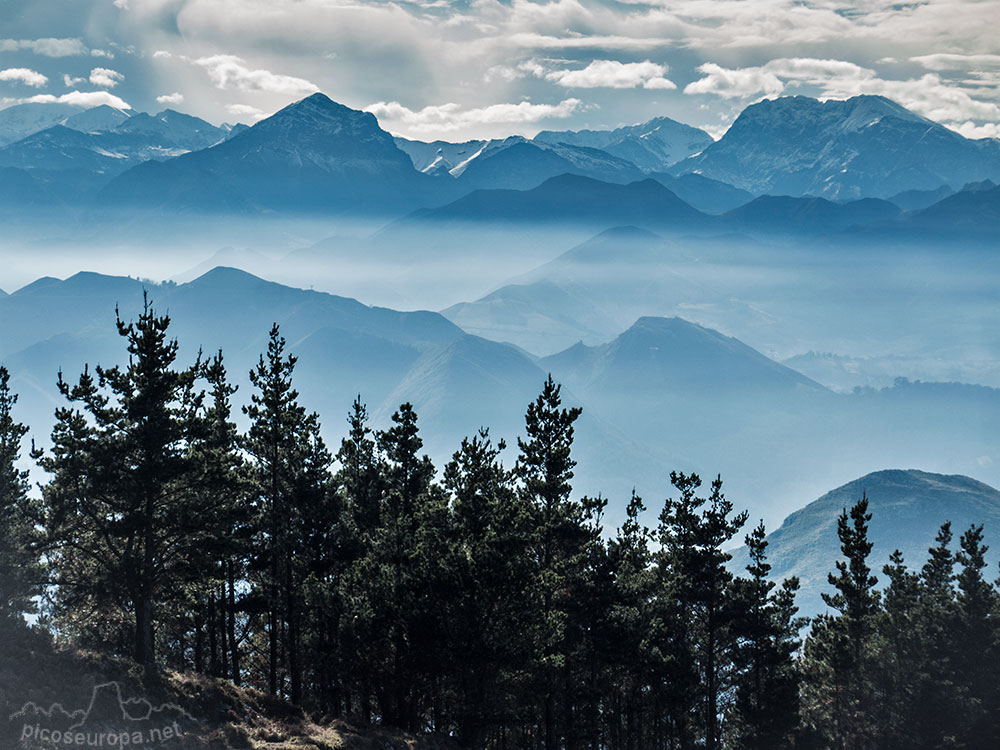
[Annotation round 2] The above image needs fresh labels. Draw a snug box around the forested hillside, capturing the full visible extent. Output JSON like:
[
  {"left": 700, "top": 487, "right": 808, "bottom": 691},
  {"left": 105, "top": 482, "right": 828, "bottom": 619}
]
[{"left": 2, "top": 301, "right": 999, "bottom": 749}]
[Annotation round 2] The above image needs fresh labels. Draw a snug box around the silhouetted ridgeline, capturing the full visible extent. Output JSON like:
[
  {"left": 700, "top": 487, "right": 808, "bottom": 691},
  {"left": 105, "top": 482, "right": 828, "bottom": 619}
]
[{"left": 2, "top": 303, "right": 999, "bottom": 750}]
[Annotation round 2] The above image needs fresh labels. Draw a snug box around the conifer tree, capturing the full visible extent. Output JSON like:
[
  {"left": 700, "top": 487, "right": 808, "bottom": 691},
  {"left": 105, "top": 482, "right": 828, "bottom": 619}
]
[
  {"left": 911, "top": 522, "right": 961, "bottom": 747},
  {"left": 604, "top": 492, "right": 655, "bottom": 750},
  {"left": 515, "top": 375, "right": 584, "bottom": 750},
  {"left": 36, "top": 297, "right": 208, "bottom": 667},
  {"left": 656, "top": 472, "right": 747, "bottom": 750},
  {"left": 346, "top": 402, "right": 445, "bottom": 730},
  {"left": 444, "top": 428, "right": 531, "bottom": 749},
  {"left": 186, "top": 351, "right": 249, "bottom": 682},
  {"left": 728, "top": 521, "right": 802, "bottom": 749},
  {"left": 800, "top": 495, "right": 880, "bottom": 750},
  {"left": 334, "top": 397, "right": 385, "bottom": 723},
  {"left": 0, "top": 366, "right": 40, "bottom": 625},
  {"left": 243, "top": 323, "right": 320, "bottom": 701},
  {"left": 873, "top": 550, "right": 922, "bottom": 749},
  {"left": 954, "top": 525, "right": 998, "bottom": 745}
]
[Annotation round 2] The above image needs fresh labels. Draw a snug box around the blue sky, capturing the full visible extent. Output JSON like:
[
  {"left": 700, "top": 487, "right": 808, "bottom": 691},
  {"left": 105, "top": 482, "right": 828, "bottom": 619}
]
[{"left": 1, "top": 0, "right": 998, "bottom": 141}]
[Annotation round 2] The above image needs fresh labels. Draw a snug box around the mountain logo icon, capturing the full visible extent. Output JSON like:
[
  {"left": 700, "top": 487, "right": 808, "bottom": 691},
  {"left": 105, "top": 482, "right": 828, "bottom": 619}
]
[{"left": 8, "top": 682, "right": 198, "bottom": 747}]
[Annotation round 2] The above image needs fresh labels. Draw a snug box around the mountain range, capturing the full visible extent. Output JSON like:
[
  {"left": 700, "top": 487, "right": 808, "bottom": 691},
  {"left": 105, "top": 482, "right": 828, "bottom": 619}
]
[
  {"left": 3, "top": 267, "right": 999, "bottom": 529},
  {"left": 536, "top": 116, "right": 713, "bottom": 172},
  {"left": 0, "top": 92, "right": 997, "bottom": 235},
  {"left": 674, "top": 95, "right": 1000, "bottom": 200},
  {"left": 0, "top": 104, "right": 240, "bottom": 202}
]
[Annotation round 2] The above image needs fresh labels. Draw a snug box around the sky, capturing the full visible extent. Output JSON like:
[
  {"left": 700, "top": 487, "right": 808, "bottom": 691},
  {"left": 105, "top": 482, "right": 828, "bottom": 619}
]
[{"left": 0, "top": 0, "right": 998, "bottom": 142}]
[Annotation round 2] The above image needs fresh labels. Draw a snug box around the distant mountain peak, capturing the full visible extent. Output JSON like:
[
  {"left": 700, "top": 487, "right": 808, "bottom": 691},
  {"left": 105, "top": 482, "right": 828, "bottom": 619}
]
[
  {"left": 737, "top": 469, "right": 1000, "bottom": 616},
  {"left": 676, "top": 94, "right": 999, "bottom": 199},
  {"left": 593, "top": 225, "right": 663, "bottom": 241}
]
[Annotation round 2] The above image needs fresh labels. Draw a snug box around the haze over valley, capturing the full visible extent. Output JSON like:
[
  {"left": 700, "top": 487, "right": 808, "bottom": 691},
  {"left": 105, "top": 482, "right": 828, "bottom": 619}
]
[{"left": 2, "top": 88, "right": 999, "bottom": 543}]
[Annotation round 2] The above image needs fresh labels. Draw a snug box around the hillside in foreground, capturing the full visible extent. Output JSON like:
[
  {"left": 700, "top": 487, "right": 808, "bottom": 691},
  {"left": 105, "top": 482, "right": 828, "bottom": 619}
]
[{"left": 1, "top": 626, "right": 452, "bottom": 750}]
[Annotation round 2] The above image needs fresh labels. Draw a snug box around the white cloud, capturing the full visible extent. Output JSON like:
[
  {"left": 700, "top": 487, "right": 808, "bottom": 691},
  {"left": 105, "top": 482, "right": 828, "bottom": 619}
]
[
  {"left": 152, "top": 50, "right": 172, "bottom": 59},
  {"left": 194, "top": 54, "right": 319, "bottom": 95},
  {"left": 365, "top": 98, "right": 585, "bottom": 133},
  {"left": 684, "top": 58, "right": 876, "bottom": 99},
  {"left": 89, "top": 67, "right": 124, "bottom": 88},
  {"left": 114, "top": 0, "right": 130, "bottom": 8},
  {"left": 911, "top": 54, "right": 1000, "bottom": 71},
  {"left": 22, "top": 91, "right": 131, "bottom": 109},
  {"left": 823, "top": 72, "right": 1000, "bottom": 124},
  {"left": 63, "top": 74, "right": 85, "bottom": 87},
  {"left": 90, "top": 49, "right": 114, "bottom": 59},
  {"left": 0, "top": 38, "right": 89, "bottom": 57},
  {"left": 545, "top": 59, "right": 676, "bottom": 89},
  {"left": 157, "top": 92, "right": 184, "bottom": 105},
  {"left": 684, "top": 63, "right": 785, "bottom": 99},
  {"left": 0, "top": 68, "right": 48, "bottom": 88},
  {"left": 226, "top": 103, "right": 267, "bottom": 122},
  {"left": 948, "top": 121, "right": 1000, "bottom": 139},
  {"left": 685, "top": 57, "right": 1000, "bottom": 132}
]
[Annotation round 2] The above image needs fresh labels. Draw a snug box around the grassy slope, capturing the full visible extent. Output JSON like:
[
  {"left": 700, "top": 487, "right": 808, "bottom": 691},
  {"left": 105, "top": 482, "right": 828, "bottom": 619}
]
[{"left": 1, "top": 624, "right": 454, "bottom": 750}]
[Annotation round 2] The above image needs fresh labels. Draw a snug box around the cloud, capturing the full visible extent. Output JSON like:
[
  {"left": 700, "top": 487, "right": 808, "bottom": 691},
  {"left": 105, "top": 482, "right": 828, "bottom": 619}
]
[
  {"left": 226, "top": 103, "right": 267, "bottom": 122},
  {"left": 22, "top": 91, "right": 131, "bottom": 109},
  {"left": 157, "top": 92, "right": 184, "bottom": 105},
  {"left": 364, "top": 98, "right": 585, "bottom": 133},
  {"left": 0, "top": 68, "right": 48, "bottom": 88},
  {"left": 684, "top": 63, "right": 785, "bottom": 99},
  {"left": 685, "top": 57, "right": 1000, "bottom": 132},
  {"left": 0, "top": 38, "right": 89, "bottom": 57},
  {"left": 63, "top": 74, "right": 85, "bottom": 87},
  {"left": 89, "top": 67, "right": 124, "bottom": 88},
  {"left": 911, "top": 54, "right": 1000, "bottom": 72},
  {"left": 545, "top": 59, "right": 676, "bottom": 89},
  {"left": 822, "top": 72, "right": 1000, "bottom": 124},
  {"left": 91, "top": 49, "right": 115, "bottom": 59},
  {"left": 508, "top": 33, "right": 675, "bottom": 51},
  {"left": 194, "top": 55, "right": 319, "bottom": 95},
  {"left": 152, "top": 50, "right": 172, "bottom": 59},
  {"left": 949, "top": 121, "right": 1000, "bottom": 139},
  {"left": 684, "top": 58, "right": 877, "bottom": 99}
]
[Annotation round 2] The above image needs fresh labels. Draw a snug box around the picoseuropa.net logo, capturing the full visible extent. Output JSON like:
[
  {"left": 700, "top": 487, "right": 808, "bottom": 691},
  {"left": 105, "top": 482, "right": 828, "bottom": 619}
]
[{"left": 9, "top": 681, "right": 198, "bottom": 747}]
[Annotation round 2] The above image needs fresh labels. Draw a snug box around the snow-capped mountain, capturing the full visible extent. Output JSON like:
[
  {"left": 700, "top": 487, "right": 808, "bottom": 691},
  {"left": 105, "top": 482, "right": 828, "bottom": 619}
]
[
  {"left": 100, "top": 93, "right": 454, "bottom": 214},
  {"left": 674, "top": 95, "right": 1000, "bottom": 199},
  {"left": 0, "top": 105, "right": 236, "bottom": 201},
  {"left": 60, "top": 104, "right": 133, "bottom": 133},
  {"left": 453, "top": 136, "right": 645, "bottom": 190},
  {"left": 535, "top": 116, "right": 713, "bottom": 172},
  {"left": 394, "top": 137, "right": 487, "bottom": 176},
  {"left": 0, "top": 102, "right": 79, "bottom": 146}
]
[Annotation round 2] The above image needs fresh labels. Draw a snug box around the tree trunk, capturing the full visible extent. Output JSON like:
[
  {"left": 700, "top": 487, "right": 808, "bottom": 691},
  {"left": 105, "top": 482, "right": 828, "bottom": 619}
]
[
  {"left": 227, "top": 558, "right": 241, "bottom": 684},
  {"left": 135, "top": 595, "right": 155, "bottom": 668}
]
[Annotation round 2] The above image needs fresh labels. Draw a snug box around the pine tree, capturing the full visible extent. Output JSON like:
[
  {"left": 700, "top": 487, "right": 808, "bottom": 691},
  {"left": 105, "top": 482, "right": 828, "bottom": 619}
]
[
  {"left": 728, "top": 521, "right": 802, "bottom": 749},
  {"left": 185, "top": 351, "right": 250, "bottom": 682},
  {"left": 515, "top": 375, "right": 585, "bottom": 750},
  {"left": 874, "top": 550, "right": 922, "bottom": 749},
  {"left": 0, "top": 366, "right": 40, "bottom": 626},
  {"left": 346, "top": 402, "right": 445, "bottom": 730},
  {"left": 656, "top": 472, "right": 748, "bottom": 750},
  {"left": 953, "top": 525, "right": 998, "bottom": 746},
  {"left": 36, "top": 296, "right": 209, "bottom": 667},
  {"left": 444, "top": 428, "right": 532, "bottom": 749},
  {"left": 243, "top": 323, "right": 321, "bottom": 702},
  {"left": 911, "top": 522, "right": 961, "bottom": 748},
  {"left": 604, "top": 492, "right": 655, "bottom": 750},
  {"left": 800, "top": 495, "right": 880, "bottom": 750},
  {"left": 334, "top": 397, "right": 386, "bottom": 724}
]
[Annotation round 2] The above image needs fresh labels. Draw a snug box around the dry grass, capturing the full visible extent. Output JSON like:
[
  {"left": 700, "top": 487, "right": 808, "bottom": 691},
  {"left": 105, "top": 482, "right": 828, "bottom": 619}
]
[{"left": 0, "top": 623, "right": 455, "bottom": 750}]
